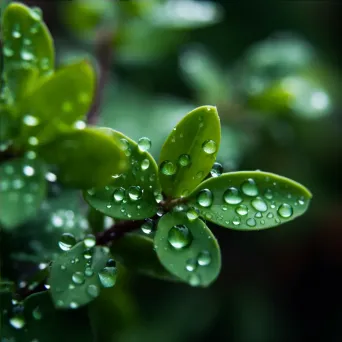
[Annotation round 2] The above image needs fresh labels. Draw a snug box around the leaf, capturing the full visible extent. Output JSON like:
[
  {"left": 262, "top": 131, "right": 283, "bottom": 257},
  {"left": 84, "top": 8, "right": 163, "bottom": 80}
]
[
  {"left": 111, "top": 233, "right": 177, "bottom": 281},
  {"left": 37, "top": 127, "right": 127, "bottom": 189},
  {"left": 1, "top": 291, "right": 93, "bottom": 342},
  {"left": 154, "top": 212, "right": 221, "bottom": 287},
  {"left": 146, "top": 0, "right": 223, "bottom": 30},
  {"left": 187, "top": 171, "right": 312, "bottom": 230},
  {"left": 18, "top": 60, "right": 96, "bottom": 145},
  {"left": 1, "top": 2, "right": 54, "bottom": 100},
  {"left": 159, "top": 105, "right": 221, "bottom": 198},
  {"left": 0, "top": 157, "right": 47, "bottom": 229},
  {"left": 48, "top": 241, "right": 114, "bottom": 309},
  {"left": 84, "top": 128, "right": 161, "bottom": 220}
]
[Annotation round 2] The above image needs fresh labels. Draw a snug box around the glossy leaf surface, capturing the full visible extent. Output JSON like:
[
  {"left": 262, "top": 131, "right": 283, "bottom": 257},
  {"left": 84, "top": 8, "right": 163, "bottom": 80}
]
[
  {"left": 187, "top": 171, "right": 312, "bottom": 230},
  {"left": 84, "top": 129, "right": 160, "bottom": 220},
  {"left": 154, "top": 212, "right": 221, "bottom": 287},
  {"left": 159, "top": 105, "right": 220, "bottom": 198}
]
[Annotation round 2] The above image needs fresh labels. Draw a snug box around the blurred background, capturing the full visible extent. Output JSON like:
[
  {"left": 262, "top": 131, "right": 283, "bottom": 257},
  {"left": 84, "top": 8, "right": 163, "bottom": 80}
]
[{"left": 1, "top": 0, "right": 342, "bottom": 341}]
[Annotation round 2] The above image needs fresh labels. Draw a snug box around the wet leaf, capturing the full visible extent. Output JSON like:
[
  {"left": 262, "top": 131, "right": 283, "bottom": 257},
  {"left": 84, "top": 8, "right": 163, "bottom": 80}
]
[
  {"left": 187, "top": 171, "right": 312, "bottom": 230},
  {"left": 159, "top": 105, "right": 220, "bottom": 198},
  {"left": 111, "top": 233, "right": 177, "bottom": 281},
  {"left": 0, "top": 157, "right": 47, "bottom": 229},
  {"left": 1, "top": 2, "right": 54, "bottom": 100},
  {"left": 84, "top": 128, "right": 160, "bottom": 220},
  {"left": 154, "top": 212, "right": 221, "bottom": 287},
  {"left": 48, "top": 241, "right": 114, "bottom": 309},
  {"left": 37, "top": 127, "right": 127, "bottom": 189},
  {"left": 18, "top": 60, "right": 96, "bottom": 145}
]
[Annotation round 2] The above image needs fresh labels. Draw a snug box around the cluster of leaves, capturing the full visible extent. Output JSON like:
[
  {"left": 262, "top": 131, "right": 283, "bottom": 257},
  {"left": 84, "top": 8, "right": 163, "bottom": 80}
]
[{"left": 0, "top": 2, "right": 313, "bottom": 341}]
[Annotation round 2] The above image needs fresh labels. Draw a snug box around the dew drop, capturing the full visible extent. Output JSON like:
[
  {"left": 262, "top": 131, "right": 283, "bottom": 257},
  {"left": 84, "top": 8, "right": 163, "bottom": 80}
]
[
  {"left": 168, "top": 225, "right": 192, "bottom": 249},
  {"left": 32, "top": 306, "right": 42, "bottom": 320},
  {"left": 232, "top": 216, "right": 241, "bottom": 226},
  {"left": 72, "top": 272, "right": 85, "bottom": 285},
  {"left": 196, "top": 189, "right": 213, "bottom": 207},
  {"left": 186, "top": 207, "right": 200, "bottom": 221},
  {"left": 58, "top": 233, "right": 76, "bottom": 251},
  {"left": 277, "top": 203, "right": 293, "bottom": 218},
  {"left": 3, "top": 44, "right": 14, "bottom": 57},
  {"left": 210, "top": 162, "right": 223, "bottom": 177},
  {"left": 223, "top": 187, "right": 242, "bottom": 205},
  {"left": 264, "top": 189, "right": 273, "bottom": 200},
  {"left": 128, "top": 185, "right": 142, "bottom": 201},
  {"left": 113, "top": 187, "right": 125, "bottom": 202},
  {"left": 23, "top": 115, "right": 39, "bottom": 127},
  {"left": 160, "top": 160, "right": 177, "bottom": 176},
  {"left": 98, "top": 267, "right": 117, "bottom": 288},
  {"left": 141, "top": 158, "right": 150, "bottom": 170},
  {"left": 70, "top": 302, "right": 78, "bottom": 309},
  {"left": 30, "top": 7, "right": 42, "bottom": 21},
  {"left": 235, "top": 204, "right": 248, "bottom": 216},
  {"left": 246, "top": 218, "right": 256, "bottom": 227},
  {"left": 9, "top": 315, "right": 25, "bottom": 330},
  {"left": 251, "top": 197, "right": 268, "bottom": 212},
  {"left": 185, "top": 258, "right": 197, "bottom": 272},
  {"left": 267, "top": 212, "right": 274, "bottom": 219},
  {"left": 87, "top": 284, "right": 99, "bottom": 298},
  {"left": 84, "top": 234, "right": 96, "bottom": 248},
  {"left": 241, "top": 178, "right": 258, "bottom": 196},
  {"left": 85, "top": 267, "right": 94, "bottom": 277},
  {"left": 188, "top": 273, "right": 201, "bottom": 287},
  {"left": 23, "top": 165, "right": 35, "bottom": 177},
  {"left": 178, "top": 154, "right": 191, "bottom": 167},
  {"left": 141, "top": 218, "right": 154, "bottom": 234},
  {"left": 202, "top": 139, "right": 217, "bottom": 154},
  {"left": 197, "top": 250, "right": 211, "bottom": 266},
  {"left": 138, "top": 137, "right": 151, "bottom": 151}
]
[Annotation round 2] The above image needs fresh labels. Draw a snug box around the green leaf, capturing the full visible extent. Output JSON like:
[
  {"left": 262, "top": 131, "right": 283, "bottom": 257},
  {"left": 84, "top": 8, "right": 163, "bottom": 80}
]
[
  {"left": 187, "top": 171, "right": 312, "bottom": 230},
  {"left": 1, "top": 3, "right": 54, "bottom": 100},
  {"left": 37, "top": 127, "right": 127, "bottom": 189},
  {"left": 0, "top": 157, "right": 47, "bottom": 229},
  {"left": 111, "top": 233, "right": 177, "bottom": 281},
  {"left": 159, "top": 105, "right": 220, "bottom": 198},
  {"left": 146, "top": 0, "right": 223, "bottom": 30},
  {"left": 84, "top": 128, "right": 160, "bottom": 220},
  {"left": 48, "top": 241, "right": 114, "bottom": 309},
  {"left": 154, "top": 212, "right": 221, "bottom": 287},
  {"left": 18, "top": 60, "right": 96, "bottom": 145}
]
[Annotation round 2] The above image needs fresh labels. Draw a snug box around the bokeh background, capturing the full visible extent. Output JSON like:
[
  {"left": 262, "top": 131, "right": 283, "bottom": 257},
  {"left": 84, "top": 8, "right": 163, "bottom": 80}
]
[{"left": 1, "top": 0, "right": 342, "bottom": 341}]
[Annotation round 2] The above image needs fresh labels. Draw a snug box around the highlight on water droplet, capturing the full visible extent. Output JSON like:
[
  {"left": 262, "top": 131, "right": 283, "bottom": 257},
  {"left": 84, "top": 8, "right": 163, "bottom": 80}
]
[
  {"left": 72, "top": 271, "right": 85, "bottom": 285},
  {"left": 241, "top": 178, "right": 259, "bottom": 197},
  {"left": 251, "top": 197, "right": 268, "bottom": 212},
  {"left": 246, "top": 218, "right": 256, "bottom": 227},
  {"left": 23, "top": 115, "right": 39, "bottom": 126},
  {"left": 160, "top": 160, "right": 177, "bottom": 176},
  {"left": 168, "top": 224, "right": 193, "bottom": 249},
  {"left": 87, "top": 284, "right": 99, "bottom": 298},
  {"left": 178, "top": 154, "right": 191, "bottom": 167},
  {"left": 98, "top": 266, "right": 117, "bottom": 288},
  {"left": 210, "top": 162, "right": 223, "bottom": 177},
  {"left": 223, "top": 187, "right": 242, "bottom": 205},
  {"left": 202, "top": 139, "right": 217, "bottom": 154},
  {"left": 235, "top": 204, "right": 248, "bottom": 216},
  {"left": 113, "top": 187, "right": 125, "bottom": 202},
  {"left": 188, "top": 273, "right": 201, "bottom": 287},
  {"left": 196, "top": 189, "right": 213, "bottom": 207},
  {"left": 58, "top": 233, "right": 76, "bottom": 251},
  {"left": 138, "top": 137, "right": 151, "bottom": 152},
  {"left": 186, "top": 207, "right": 200, "bottom": 221},
  {"left": 141, "top": 218, "right": 154, "bottom": 234},
  {"left": 128, "top": 185, "right": 142, "bottom": 201},
  {"left": 277, "top": 203, "right": 293, "bottom": 218},
  {"left": 197, "top": 250, "right": 211, "bottom": 266},
  {"left": 84, "top": 234, "right": 96, "bottom": 248},
  {"left": 185, "top": 258, "right": 197, "bottom": 272},
  {"left": 141, "top": 158, "right": 150, "bottom": 171}
]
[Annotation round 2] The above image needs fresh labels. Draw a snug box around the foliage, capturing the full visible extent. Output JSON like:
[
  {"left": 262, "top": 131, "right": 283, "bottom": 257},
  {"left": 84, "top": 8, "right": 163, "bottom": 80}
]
[{"left": 1, "top": 1, "right": 331, "bottom": 341}]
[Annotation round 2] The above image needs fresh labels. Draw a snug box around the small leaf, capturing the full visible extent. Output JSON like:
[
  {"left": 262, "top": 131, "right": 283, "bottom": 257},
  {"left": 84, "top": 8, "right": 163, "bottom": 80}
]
[
  {"left": 84, "top": 128, "right": 160, "bottom": 220},
  {"left": 111, "top": 233, "right": 177, "bottom": 281},
  {"left": 48, "top": 241, "right": 115, "bottom": 309},
  {"left": 0, "top": 157, "right": 47, "bottom": 228},
  {"left": 1, "top": 3, "right": 54, "bottom": 99},
  {"left": 159, "top": 105, "right": 220, "bottom": 198},
  {"left": 37, "top": 127, "right": 127, "bottom": 189},
  {"left": 19, "top": 60, "right": 96, "bottom": 145},
  {"left": 154, "top": 212, "right": 221, "bottom": 287},
  {"left": 187, "top": 171, "right": 312, "bottom": 230},
  {"left": 147, "top": 0, "right": 223, "bottom": 30}
]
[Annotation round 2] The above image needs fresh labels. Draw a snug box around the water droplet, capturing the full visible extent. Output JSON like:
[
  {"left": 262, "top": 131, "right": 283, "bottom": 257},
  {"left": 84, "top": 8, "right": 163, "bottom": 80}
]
[
  {"left": 87, "top": 284, "right": 99, "bottom": 298},
  {"left": 9, "top": 315, "right": 25, "bottom": 329},
  {"left": 154, "top": 190, "right": 163, "bottom": 203},
  {"left": 188, "top": 273, "right": 201, "bottom": 287},
  {"left": 21, "top": 48, "right": 34, "bottom": 61},
  {"left": 255, "top": 212, "right": 262, "bottom": 218},
  {"left": 74, "top": 120, "right": 86, "bottom": 129},
  {"left": 84, "top": 234, "right": 96, "bottom": 248},
  {"left": 12, "top": 26, "right": 21, "bottom": 39},
  {"left": 98, "top": 267, "right": 117, "bottom": 288},
  {"left": 241, "top": 179, "right": 258, "bottom": 196},
  {"left": 28, "top": 136, "right": 39, "bottom": 146},
  {"left": 30, "top": 7, "right": 42, "bottom": 21},
  {"left": 168, "top": 225, "right": 192, "bottom": 249},
  {"left": 202, "top": 140, "right": 217, "bottom": 154},
  {"left": 23, "top": 165, "right": 35, "bottom": 177},
  {"left": 246, "top": 218, "right": 256, "bottom": 227},
  {"left": 196, "top": 189, "right": 213, "bottom": 207},
  {"left": 160, "top": 160, "right": 177, "bottom": 176},
  {"left": 277, "top": 203, "right": 293, "bottom": 218},
  {"left": 195, "top": 171, "right": 204, "bottom": 179},
  {"left": 186, "top": 207, "right": 200, "bottom": 221},
  {"left": 3, "top": 43, "right": 14, "bottom": 57},
  {"left": 141, "top": 219, "right": 154, "bottom": 234},
  {"left": 70, "top": 302, "right": 78, "bottom": 309},
  {"left": 197, "top": 250, "right": 211, "bottom": 266},
  {"left": 128, "top": 186, "right": 142, "bottom": 201},
  {"left": 45, "top": 172, "right": 57, "bottom": 182},
  {"left": 85, "top": 267, "right": 94, "bottom": 277},
  {"left": 264, "top": 189, "right": 273, "bottom": 200},
  {"left": 251, "top": 197, "right": 268, "bottom": 212},
  {"left": 113, "top": 187, "right": 125, "bottom": 202},
  {"left": 232, "top": 216, "right": 241, "bottom": 225},
  {"left": 58, "top": 233, "right": 76, "bottom": 251},
  {"left": 267, "top": 212, "right": 274, "bottom": 219},
  {"left": 40, "top": 57, "right": 50, "bottom": 70},
  {"left": 178, "top": 154, "right": 191, "bottom": 167},
  {"left": 141, "top": 158, "right": 150, "bottom": 170},
  {"left": 32, "top": 306, "right": 42, "bottom": 320},
  {"left": 210, "top": 162, "right": 223, "bottom": 177},
  {"left": 236, "top": 204, "right": 248, "bottom": 216},
  {"left": 185, "top": 258, "right": 197, "bottom": 272},
  {"left": 138, "top": 137, "right": 151, "bottom": 151},
  {"left": 72, "top": 272, "right": 85, "bottom": 285},
  {"left": 223, "top": 187, "right": 242, "bottom": 205}
]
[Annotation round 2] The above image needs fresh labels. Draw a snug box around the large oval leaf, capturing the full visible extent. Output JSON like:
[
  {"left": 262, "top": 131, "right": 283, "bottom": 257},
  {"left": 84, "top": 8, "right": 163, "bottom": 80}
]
[
  {"left": 159, "top": 105, "right": 220, "bottom": 198},
  {"left": 84, "top": 128, "right": 160, "bottom": 220},
  {"left": 37, "top": 127, "right": 127, "bottom": 189},
  {"left": 48, "top": 241, "right": 114, "bottom": 309},
  {"left": 187, "top": 171, "right": 312, "bottom": 230},
  {"left": 154, "top": 212, "right": 221, "bottom": 287},
  {"left": 0, "top": 157, "right": 47, "bottom": 229},
  {"left": 111, "top": 233, "right": 177, "bottom": 281},
  {"left": 18, "top": 60, "right": 96, "bottom": 146},
  {"left": 1, "top": 3, "right": 54, "bottom": 100}
]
